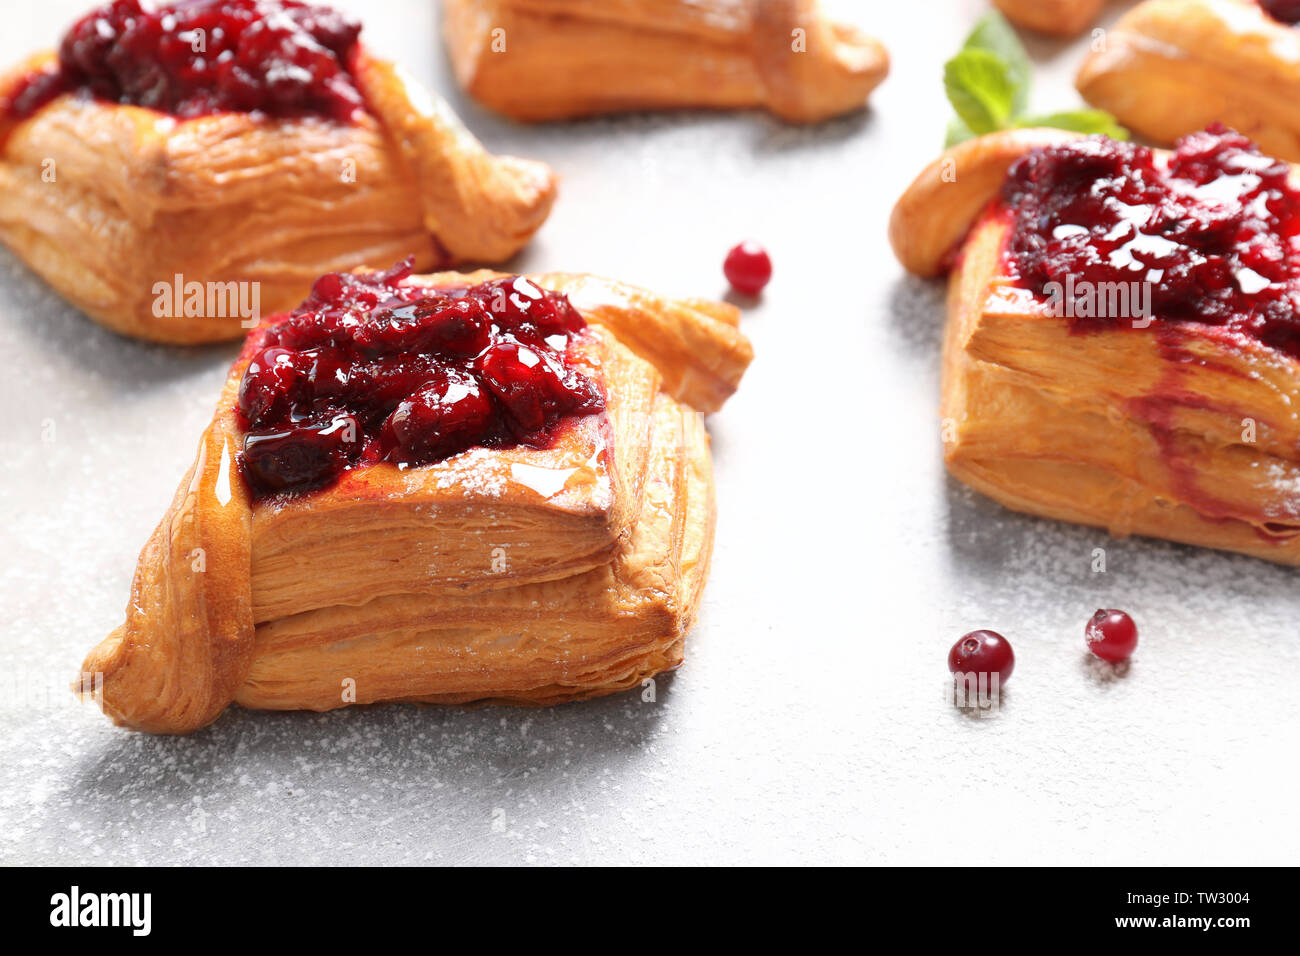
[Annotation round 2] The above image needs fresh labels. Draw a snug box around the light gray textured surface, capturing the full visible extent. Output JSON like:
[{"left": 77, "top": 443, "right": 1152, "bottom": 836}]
[{"left": 2, "top": 0, "right": 1297, "bottom": 866}]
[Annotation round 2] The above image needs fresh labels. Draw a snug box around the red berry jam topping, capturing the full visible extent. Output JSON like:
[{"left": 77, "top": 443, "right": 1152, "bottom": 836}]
[
  {"left": 947, "top": 629, "right": 1015, "bottom": 684},
  {"left": 2, "top": 0, "right": 364, "bottom": 123},
  {"left": 1002, "top": 125, "right": 1300, "bottom": 359},
  {"left": 723, "top": 241, "right": 773, "bottom": 297},
  {"left": 1085, "top": 609, "right": 1138, "bottom": 663},
  {"left": 235, "top": 260, "right": 604, "bottom": 496},
  {"left": 1261, "top": 0, "right": 1300, "bottom": 25}
]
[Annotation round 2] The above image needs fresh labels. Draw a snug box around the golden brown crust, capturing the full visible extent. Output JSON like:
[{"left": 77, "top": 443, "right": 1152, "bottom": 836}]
[
  {"left": 0, "top": 48, "right": 557, "bottom": 344},
  {"left": 993, "top": 0, "right": 1106, "bottom": 36},
  {"left": 894, "top": 131, "right": 1300, "bottom": 564},
  {"left": 442, "top": 0, "right": 889, "bottom": 123},
  {"left": 79, "top": 271, "right": 751, "bottom": 733},
  {"left": 1076, "top": 0, "right": 1300, "bottom": 162},
  {"left": 888, "top": 128, "right": 1084, "bottom": 278}
]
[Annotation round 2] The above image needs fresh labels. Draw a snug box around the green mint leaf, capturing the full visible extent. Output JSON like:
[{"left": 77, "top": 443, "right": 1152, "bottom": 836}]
[
  {"left": 943, "top": 48, "right": 1016, "bottom": 137},
  {"left": 1016, "top": 110, "right": 1130, "bottom": 140},
  {"left": 963, "top": 12, "right": 1031, "bottom": 114}
]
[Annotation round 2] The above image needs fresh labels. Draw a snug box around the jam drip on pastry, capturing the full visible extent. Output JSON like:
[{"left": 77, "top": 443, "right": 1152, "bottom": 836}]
[
  {"left": 5, "top": 0, "right": 364, "bottom": 122},
  {"left": 237, "top": 261, "right": 605, "bottom": 495},
  {"left": 1002, "top": 125, "right": 1300, "bottom": 357},
  {"left": 1261, "top": 0, "right": 1300, "bottom": 26}
]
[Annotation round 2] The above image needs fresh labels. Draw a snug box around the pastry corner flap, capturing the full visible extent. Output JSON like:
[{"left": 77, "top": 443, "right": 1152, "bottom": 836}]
[{"left": 79, "top": 395, "right": 257, "bottom": 734}]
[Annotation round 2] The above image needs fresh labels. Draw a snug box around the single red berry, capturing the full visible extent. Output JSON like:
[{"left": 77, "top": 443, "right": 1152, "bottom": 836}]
[
  {"left": 723, "top": 241, "right": 772, "bottom": 296},
  {"left": 1085, "top": 609, "right": 1138, "bottom": 662},
  {"left": 948, "top": 630, "right": 1015, "bottom": 684}
]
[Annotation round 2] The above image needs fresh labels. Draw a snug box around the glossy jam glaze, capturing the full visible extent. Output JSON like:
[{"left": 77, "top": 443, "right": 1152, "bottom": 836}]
[
  {"left": 2, "top": 0, "right": 364, "bottom": 124},
  {"left": 235, "top": 260, "right": 605, "bottom": 496},
  {"left": 1002, "top": 126, "right": 1300, "bottom": 359}
]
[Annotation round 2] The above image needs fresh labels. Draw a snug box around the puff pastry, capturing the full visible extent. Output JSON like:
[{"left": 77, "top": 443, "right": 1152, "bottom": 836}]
[
  {"left": 441, "top": 0, "right": 889, "bottom": 123},
  {"left": 993, "top": 0, "right": 1106, "bottom": 36},
  {"left": 0, "top": 2, "right": 557, "bottom": 344},
  {"left": 890, "top": 127, "right": 1300, "bottom": 565},
  {"left": 1077, "top": 0, "right": 1300, "bottom": 162},
  {"left": 79, "top": 265, "right": 752, "bottom": 733}
]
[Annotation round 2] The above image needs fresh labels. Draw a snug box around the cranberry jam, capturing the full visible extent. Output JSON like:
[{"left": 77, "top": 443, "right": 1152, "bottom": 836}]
[
  {"left": 236, "top": 260, "right": 605, "bottom": 496},
  {"left": 1261, "top": 0, "right": 1300, "bottom": 26},
  {"left": 1002, "top": 125, "right": 1300, "bottom": 359},
  {"left": 3, "top": 0, "right": 364, "bottom": 123}
]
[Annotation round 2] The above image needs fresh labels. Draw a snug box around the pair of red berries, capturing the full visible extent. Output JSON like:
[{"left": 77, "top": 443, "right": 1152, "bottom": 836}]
[{"left": 947, "top": 609, "right": 1138, "bottom": 685}]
